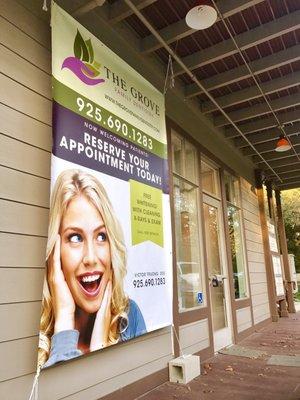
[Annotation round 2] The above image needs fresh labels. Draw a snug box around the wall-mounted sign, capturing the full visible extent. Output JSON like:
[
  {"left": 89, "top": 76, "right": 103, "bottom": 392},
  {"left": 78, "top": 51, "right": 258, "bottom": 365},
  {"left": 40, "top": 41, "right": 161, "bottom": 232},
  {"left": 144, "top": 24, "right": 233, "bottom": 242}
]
[
  {"left": 37, "top": 3, "right": 172, "bottom": 369},
  {"left": 272, "top": 255, "right": 285, "bottom": 297},
  {"left": 269, "top": 235, "right": 279, "bottom": 253},
  {"left": 197, "top": 292, "right": 203, "bottom": 304},
  {"left": 267, "top": 221, "right": 275, "bottom": 235},
  {"left": 268, "top": 221, "right": 278, "bottom": 253}
]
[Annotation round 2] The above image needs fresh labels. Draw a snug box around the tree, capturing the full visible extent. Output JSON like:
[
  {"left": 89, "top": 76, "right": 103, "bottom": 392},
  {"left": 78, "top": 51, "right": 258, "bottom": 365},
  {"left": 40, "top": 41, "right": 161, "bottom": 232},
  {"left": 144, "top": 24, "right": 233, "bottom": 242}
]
[{"left": 281, "top": 189, "right": 300, "bottom": 273}]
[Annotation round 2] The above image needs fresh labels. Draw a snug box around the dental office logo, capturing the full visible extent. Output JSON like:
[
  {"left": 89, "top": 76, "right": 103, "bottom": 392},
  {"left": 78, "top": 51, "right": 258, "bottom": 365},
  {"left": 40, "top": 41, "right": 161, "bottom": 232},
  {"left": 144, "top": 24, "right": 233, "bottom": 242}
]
[{"left": 62, "top": 30, "right": 105, "bottom": 86}]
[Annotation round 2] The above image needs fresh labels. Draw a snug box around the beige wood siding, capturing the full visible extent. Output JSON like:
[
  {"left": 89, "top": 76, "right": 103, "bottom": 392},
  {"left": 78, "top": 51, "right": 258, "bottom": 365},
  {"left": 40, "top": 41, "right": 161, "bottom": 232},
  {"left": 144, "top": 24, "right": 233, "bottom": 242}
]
[
  {"left": 0, "top": 2, "right": 173, "bottom": 399},
  {"left": 236, "top": 307, "right": 252, "bottom": 333},
  {"left": 179, "top": 319, "right": 210, "bottom": 355},
  {"left": 241, "top": 179, "right": 271, "bottom": 325}
]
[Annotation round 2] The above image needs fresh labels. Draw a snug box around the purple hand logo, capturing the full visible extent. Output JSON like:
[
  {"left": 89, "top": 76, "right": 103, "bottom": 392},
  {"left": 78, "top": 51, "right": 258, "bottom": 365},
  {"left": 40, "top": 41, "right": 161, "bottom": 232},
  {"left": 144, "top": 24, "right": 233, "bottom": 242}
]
[{"left": 62, "top": 30, "right": 105, "bottom": 86}]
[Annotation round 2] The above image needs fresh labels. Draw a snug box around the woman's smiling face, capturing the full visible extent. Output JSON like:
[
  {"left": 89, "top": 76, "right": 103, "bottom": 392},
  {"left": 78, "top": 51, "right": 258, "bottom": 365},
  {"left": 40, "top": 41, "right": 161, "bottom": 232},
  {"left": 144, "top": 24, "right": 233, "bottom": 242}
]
[{"left": 60, "top": 195, "right": 112, "bottom": 314}]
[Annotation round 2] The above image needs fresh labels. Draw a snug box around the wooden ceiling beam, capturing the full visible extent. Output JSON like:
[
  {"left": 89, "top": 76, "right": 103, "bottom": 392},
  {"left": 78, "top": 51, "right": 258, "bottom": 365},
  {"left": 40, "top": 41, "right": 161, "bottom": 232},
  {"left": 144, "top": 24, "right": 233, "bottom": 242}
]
[
  {"left": 173, "top": 11, "right": 300, "bottom": 76},
  {"left": 242, "top": 136, "right": 300, "bottom": 156},
  {"left": 234, "top": 123, "right": 300, "bottom": 148},
  {"left": 225, "top": 109, "right": 300, "bottom": 138},
  {"left": 276, "top": 181, "right": 300, "bottom": 190},
  {"left": 271, "top": 171, "right": 300, "bottom": 185},
  {"left": 109, "top": 0, "right": 157, "bottom": 23},
  {"left": 281, "top": 174, "right": 300, "bottom": 182},
  {"left": 265, "top": 163, "right": 300, "bottom": 176},
  {"left": 215, "top": 92, "right": 300, "bottom": 127},
  {"left": 185, "top": 45, "right": 300, "bottom": 98},
  {"left": 202, "top": 71, "right": 300, "bottom": 114},
  {"left": 257, "top": 155, "right": 299, "bottom": 168},
  {"left": 269, "top": 170, "right": 300, "bottom": 180},
  {"left": 252, "top": 147, "right": 300, "bottom": 164},
  {"left": 140, "top": 0, "right": 264, "bottom": 54}
]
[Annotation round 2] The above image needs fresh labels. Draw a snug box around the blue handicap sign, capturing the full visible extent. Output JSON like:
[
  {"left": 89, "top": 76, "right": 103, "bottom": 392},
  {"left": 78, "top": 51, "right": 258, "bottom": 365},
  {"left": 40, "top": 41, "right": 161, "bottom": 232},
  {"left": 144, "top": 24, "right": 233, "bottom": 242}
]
[{"left": 197, "top": 292, "right": 203, "bottom": 304}]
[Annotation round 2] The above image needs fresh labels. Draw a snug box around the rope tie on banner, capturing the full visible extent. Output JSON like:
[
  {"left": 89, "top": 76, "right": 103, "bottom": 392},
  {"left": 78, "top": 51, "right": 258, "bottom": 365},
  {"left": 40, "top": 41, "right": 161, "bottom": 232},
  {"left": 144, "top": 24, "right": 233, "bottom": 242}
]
[
  {"left": 42, "top": 0, "right": 48, "bottom": 12},
  {"left": 171, "top": 324, "right": 184, "bottom": 358},
  {"left": 28, "top": 366, "right": 41, "bottom": 400},
  {"left": 163, "top": 54, "right": 175, "bottom": 95},
  {"left": 163, "top": 40, "right": 179, "bottom": 95},
  {"left": 169, "top": 55, "right": 175, "bottom": 89}
]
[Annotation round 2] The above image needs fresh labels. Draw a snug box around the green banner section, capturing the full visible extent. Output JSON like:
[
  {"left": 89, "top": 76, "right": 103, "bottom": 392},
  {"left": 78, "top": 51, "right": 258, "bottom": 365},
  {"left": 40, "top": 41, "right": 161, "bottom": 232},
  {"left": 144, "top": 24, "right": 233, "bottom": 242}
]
[
  {"left": 130, "top": 180, "right": 163, "bottom": 247},
  {"left": 53, "top": 78, "right": 167, "bottom": 159}
]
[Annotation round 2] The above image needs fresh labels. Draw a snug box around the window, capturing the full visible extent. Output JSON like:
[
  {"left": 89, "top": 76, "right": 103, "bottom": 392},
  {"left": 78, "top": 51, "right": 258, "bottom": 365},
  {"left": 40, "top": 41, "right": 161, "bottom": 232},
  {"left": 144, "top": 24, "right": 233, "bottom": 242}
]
[
  {"left": 225, "top": 172, "right": 240, "bottom": 206},
  {"left": 224, "top": 173, "right": 249, "bottom": 299},
  {"left": 201, "top": 160, "right": 220, "bottom": 197},
  {"left": 171, "top": 131, "right": 205, "bottom": 311}
]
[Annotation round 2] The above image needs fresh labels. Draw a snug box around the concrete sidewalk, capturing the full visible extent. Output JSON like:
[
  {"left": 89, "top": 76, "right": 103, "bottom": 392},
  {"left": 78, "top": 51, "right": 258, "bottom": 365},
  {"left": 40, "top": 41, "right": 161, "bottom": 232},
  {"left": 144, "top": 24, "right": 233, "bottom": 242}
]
[{"left": 140, "top": 311, "right": 300, "bottom": 400}]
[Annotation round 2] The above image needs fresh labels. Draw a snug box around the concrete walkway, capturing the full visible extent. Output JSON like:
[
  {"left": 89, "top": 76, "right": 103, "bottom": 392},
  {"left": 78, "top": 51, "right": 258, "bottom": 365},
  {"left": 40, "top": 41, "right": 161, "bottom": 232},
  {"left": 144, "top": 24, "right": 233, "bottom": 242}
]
[{"left": 140, "top": 311, "right": 300, "bottom": 400}]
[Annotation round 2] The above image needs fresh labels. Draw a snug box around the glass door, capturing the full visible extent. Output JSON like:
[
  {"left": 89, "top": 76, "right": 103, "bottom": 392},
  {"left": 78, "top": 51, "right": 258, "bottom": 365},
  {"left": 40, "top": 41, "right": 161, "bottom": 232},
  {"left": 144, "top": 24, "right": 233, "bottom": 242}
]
[{"left": 203, "top": 194, "right": 233, "bottom": 351}]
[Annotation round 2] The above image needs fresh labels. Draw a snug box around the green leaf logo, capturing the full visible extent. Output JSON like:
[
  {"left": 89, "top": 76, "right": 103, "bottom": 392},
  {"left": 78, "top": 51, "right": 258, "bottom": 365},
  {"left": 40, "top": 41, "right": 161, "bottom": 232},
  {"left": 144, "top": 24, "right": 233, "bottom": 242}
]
[
  {"left": 85, "top": 39, "right": 94, "bottom": 64},
  {"left": 84, "top": 63, "right": 100, "bottom": 77},
  {"left": 65, "top": 29, "right": 104, "bottom": 84},
  {"left": 73, "top": 30, "right": 89, "bottom": 62}
]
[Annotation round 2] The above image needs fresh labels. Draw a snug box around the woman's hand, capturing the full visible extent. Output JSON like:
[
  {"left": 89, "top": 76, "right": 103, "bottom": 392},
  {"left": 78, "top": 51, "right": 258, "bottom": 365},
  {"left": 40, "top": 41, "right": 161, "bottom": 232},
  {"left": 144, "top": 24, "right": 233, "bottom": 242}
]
[
  {"left": 90, "top": 280, "right": 112, "bottom": 351},
  {"left": 48, "top": 235, "right": 75, "bottom": 333}
]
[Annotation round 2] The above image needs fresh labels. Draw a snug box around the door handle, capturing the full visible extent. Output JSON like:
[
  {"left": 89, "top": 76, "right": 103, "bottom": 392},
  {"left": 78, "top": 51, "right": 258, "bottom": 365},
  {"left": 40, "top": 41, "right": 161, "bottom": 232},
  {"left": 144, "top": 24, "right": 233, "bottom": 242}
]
[{"left": 209, "top": 274, "right": 226, "bottom": 287}]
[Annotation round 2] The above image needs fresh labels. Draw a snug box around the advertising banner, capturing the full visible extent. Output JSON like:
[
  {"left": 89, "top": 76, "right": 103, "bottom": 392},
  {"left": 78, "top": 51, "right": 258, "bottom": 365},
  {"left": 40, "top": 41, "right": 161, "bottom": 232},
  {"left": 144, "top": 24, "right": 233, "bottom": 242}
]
[{"left": 38, "top": 3, "right": 172, "bottom": 369}]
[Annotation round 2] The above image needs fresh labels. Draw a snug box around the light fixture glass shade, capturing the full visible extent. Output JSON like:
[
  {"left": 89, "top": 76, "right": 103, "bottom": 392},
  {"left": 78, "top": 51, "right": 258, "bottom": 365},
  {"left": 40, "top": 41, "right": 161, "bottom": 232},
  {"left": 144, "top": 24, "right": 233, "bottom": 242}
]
[
  {"left": 275, "top": 136, "right": 291, "bottom": 152},
  {"left": 185, "top": 1, "right": 217, "bottom": 30}
]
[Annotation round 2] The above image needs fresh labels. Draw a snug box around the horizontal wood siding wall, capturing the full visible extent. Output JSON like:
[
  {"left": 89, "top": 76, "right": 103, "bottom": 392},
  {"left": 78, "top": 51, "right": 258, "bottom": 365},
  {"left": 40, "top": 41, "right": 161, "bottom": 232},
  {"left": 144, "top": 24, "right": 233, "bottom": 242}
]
[
  {"left": 0, "top": 1, "right": 173, "bottom": 399},
  {"left": 236, "top": 307, "right": 252, "bottom": 333},
  {"left": 240, "top": 178, "right": 271, "bottom": 325},
  {"left": 179, "top": 319, "right": 210, "bottom": 355}
]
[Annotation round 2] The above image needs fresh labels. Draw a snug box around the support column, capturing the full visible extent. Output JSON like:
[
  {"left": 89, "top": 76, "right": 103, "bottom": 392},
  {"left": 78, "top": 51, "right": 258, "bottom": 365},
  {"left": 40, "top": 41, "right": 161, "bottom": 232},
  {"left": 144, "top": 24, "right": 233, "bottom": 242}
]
[
  {"left": 266, "top": 182, "right": 288, "bottom": 317},
  {"left": 255, "top": 171, "right": 279, "bottom": 322},
  {"left": 275, "top": 189, "right": 296, "bottom": 313}
]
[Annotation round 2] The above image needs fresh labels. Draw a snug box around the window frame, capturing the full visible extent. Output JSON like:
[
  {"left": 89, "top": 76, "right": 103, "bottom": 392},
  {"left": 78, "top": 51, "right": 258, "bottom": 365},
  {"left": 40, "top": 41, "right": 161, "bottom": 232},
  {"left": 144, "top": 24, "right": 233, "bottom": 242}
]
[
  {"left": 171, "top": 129, "right": 207, "bottom": 314},
  {"left": 224, "top": 173, "right": 250, "bottom": 302},
  {"left": 201, "top": 157, "right": 221, "bottom": 200}
]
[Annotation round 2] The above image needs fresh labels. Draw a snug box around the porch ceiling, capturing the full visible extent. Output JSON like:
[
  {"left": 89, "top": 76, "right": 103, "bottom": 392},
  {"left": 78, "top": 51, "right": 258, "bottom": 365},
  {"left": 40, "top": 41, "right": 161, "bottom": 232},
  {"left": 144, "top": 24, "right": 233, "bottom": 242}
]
[{"left": 56, "top": 0, "right": 300, "bottom": 189}]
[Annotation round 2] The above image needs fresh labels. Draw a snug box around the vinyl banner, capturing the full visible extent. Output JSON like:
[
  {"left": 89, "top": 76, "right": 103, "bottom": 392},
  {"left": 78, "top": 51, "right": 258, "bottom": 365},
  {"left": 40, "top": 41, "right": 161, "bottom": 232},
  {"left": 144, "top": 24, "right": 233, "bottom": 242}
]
[{"left": 38, "top": 3, "right": 172, "bottom": 368}]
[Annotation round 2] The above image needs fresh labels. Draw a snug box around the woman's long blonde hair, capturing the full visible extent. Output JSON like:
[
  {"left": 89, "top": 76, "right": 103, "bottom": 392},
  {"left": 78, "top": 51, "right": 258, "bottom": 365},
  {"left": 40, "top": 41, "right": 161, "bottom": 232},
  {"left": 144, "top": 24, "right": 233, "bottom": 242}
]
[{"left": 38, "top": 169, "right": 128, "bottom": 366}]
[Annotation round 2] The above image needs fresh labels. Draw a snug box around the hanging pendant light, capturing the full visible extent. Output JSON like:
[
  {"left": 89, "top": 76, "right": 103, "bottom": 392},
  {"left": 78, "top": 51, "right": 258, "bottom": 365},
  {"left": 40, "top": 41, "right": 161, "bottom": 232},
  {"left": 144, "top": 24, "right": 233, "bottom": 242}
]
[
  {"left": 275, "top": 134, "right": 292, "bottom": 152},
  {"left": 185, "top": 1, "right": 218, "bottom": 30}
]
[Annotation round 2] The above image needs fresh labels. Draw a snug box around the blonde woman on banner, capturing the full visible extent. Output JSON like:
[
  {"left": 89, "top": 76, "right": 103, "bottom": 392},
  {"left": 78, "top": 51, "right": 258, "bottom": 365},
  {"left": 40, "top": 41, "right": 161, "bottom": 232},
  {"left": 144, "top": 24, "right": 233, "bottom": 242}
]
[{"left": 38, "top": 169, "right": 146, "bottom": 368}]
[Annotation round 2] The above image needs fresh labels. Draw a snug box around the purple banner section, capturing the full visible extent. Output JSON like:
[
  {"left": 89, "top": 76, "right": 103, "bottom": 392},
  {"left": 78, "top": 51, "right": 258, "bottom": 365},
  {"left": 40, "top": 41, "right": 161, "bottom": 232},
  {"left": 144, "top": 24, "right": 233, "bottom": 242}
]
[{"left": 52, "top": 102, "right": 169, "bottom": 193}]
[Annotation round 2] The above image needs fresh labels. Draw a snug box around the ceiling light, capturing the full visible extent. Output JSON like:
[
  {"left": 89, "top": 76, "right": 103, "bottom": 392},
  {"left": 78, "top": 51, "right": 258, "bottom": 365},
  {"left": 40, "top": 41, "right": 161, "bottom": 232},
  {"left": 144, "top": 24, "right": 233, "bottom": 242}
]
[
  {"left": 185, "top": 1, "right": 218, "bottom": 30},
  {"left": 275, "top": 135, "right": 292, "bottom": 152}
]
